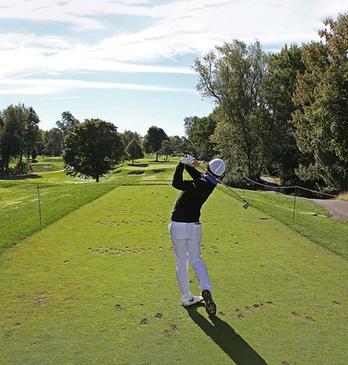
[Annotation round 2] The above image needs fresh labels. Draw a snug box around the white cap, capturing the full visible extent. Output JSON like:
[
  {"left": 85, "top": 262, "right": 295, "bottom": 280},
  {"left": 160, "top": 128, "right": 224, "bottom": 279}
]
[{"left": 208, "top": 158, "right": 225, "bottom": 176}]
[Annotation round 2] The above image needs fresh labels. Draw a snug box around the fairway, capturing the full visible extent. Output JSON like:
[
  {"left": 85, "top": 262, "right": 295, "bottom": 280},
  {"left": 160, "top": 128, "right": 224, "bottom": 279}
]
[{"left": 1, "top": 181, "right": 348, "bottom": 364}]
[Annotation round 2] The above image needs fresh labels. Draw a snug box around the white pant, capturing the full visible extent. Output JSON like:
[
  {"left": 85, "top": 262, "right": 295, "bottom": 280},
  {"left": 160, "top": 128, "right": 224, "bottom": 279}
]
[{"left": 169, "top": 221, "right": 212, "bottom": 301}]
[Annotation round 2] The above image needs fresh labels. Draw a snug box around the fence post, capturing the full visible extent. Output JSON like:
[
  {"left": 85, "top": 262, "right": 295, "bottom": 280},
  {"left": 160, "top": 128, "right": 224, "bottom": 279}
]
[
  {"left": 37, "top": 184, "right": 42, "bottom": 227},
  {"left": 292, "top": 187, "right": 297, "bottom": 223}
]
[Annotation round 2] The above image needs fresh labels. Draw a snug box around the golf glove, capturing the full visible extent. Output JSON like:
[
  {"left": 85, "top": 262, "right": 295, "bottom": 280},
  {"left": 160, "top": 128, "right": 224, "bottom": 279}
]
[{"left": 180, "top": 155, "right": 196, "bottom": 166}]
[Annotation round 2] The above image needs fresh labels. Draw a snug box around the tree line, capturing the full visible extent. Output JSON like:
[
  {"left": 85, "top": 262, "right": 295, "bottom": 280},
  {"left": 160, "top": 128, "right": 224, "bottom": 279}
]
[
  {"left": 0, "top": 105, "right": 194, "bottom": 181},
  {"left": 186, "top": 13, "right": 348, "bottom": 192}
]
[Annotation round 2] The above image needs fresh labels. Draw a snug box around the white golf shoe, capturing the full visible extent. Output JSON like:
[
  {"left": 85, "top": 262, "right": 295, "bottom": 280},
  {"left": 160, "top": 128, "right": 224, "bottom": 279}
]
[{"left": 181, "top": 295, "right": 204, "bottom": 307}]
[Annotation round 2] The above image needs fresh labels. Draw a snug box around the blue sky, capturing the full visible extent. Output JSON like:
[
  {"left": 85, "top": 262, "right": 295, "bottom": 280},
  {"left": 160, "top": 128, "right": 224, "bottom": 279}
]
[{"left": 0, "top": 0, "right": 346, "bottom": 136}]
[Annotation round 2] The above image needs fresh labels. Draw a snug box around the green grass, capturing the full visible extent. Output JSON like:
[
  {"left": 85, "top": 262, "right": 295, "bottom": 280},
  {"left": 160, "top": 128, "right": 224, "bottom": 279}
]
[
  {"left": 1, "top": 159, "right": 348, "bottom": 364},
  {"left": 1, "top": 184, "right": 348, "bottom": 364},
  {"left": 234, "top": 188, "right": 348, "bottom": 259},
  {"left": 0, "top": 181, "right": 119, "bottom": 254},
  {"left": 29, "top": 156, "right": 65, "bottom": 173},
  {"left": 0, "top": 158, "right": 176, "bottom": 254}
]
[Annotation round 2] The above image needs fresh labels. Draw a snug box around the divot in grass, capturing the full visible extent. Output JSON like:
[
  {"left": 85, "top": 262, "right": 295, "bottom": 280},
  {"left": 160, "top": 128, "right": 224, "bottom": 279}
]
[
  {"left": 154, "top": 313, "right": 163, "bottom": 320},
  {"left": 291, "top": 311, "right": 316, "bottom": 322},
  {"left": 163, "top": 324, "right": 178, "bottom": 337},
  {"left": 139, "top": 318, "right": 149, "bottom": 325},
  {"left": 64, "top": 296, "right": 79, "bottom": 303},
  {"left": 234, "top": 301, "right": 275, "bottom": 320},
  {"left": 36, "top": 298, "right": 48, "bottom": 306}
]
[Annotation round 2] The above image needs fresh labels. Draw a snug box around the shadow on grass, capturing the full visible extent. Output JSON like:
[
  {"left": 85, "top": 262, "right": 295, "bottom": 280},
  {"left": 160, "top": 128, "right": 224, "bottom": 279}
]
[
  {"left": 0, "top": 173, "right": 42, "bottom": 180},
  {"left": 186, "top": 306, "right": 268, "bottom": 365},
  {"left": 127, "top": 163, "right": 149, "bottom": 167}
]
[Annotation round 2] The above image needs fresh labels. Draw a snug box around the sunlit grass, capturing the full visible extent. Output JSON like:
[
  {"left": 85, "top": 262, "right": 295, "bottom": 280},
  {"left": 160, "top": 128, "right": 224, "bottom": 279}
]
[{"left": 1, "top": 182, "right": 347, "bottom": 364}]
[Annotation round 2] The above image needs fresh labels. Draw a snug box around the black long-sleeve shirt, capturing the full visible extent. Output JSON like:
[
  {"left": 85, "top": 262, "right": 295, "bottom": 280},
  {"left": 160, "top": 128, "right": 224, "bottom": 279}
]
[{"left": 171, "top": 163, "right": 216, "bottom": 223}]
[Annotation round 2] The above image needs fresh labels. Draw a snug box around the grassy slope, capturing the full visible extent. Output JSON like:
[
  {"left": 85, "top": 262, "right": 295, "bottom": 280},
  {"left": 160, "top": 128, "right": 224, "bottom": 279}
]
[
  {"left": 236, "top": 188, "right": 348, "bottom": 259},
  {"left": 1, "top": 184, "right": 348, "bottom": 364},
  {"left": 0, "top": 181, "right": 119, "bottom": 254},
  {"left": 0, "top": 158, "right": 176, "bottom": 254}
]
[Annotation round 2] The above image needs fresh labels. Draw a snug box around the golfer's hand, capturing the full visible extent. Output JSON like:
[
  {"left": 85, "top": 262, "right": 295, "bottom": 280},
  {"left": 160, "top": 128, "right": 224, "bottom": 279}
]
[{"left": 180, "top": 155, "right": 198, "bottom": 166}]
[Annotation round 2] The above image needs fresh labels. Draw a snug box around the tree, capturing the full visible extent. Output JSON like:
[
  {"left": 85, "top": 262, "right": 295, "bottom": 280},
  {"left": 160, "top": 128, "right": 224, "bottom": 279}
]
[
  {"left": 24, "top": 106, "right": 40, "bottom": 162},
  {"left": 0, "top": 104, "right": 27, "bottom": 175},
  {"left": 179, "top": 136, "right": 196, "bottom": 156},
  {"left": 169, "top": 135, "right": 183, "bottom": 155},
  {"left": 292, "top": 13, "right": 348, "bottom": 190},
  {"left": 36, "top": 129, "right": 46, "bottom": 157},
  {"left": 143, "top": 126, "right": 168, "bottom": 161},
  {"left": 56, "top": 111, "right": 79, "bottom": 136},
  {"left": 159, "top": 139, "right": 173, "bottom": 162},
  {"left": 63, "top": 119, "right": 124, "bottom": 182},
  {"left": 194, "top": 40, "right": 270, "bottom": 184},
  {"left": 122, "top": 130, "right": 142, "bottom": 147},
  {"left": 184, "top": 114, "right": 217, "bottom": 160},
  {"left": 44, "top": 128, "right": 64, "bottom": 156},
  {"left": 263, "top": 44, "right": 305, "bottom": 184},
  {"left": 125, "top": 138, "right": 144, "bottom": 164}
]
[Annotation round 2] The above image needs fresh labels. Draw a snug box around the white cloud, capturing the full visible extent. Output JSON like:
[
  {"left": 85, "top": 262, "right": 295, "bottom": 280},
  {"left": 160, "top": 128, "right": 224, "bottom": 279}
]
[
  {"left": 0, "top": 0, "right": 346, "bottom": 94},
  {"left": 0, "top": 78, "right": 195, "bottom": 94}
]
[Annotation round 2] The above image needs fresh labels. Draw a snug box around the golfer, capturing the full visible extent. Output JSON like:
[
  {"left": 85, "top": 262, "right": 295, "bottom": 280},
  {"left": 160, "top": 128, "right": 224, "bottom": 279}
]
[{"left": 169, "top": 155, "right": 225, "bottom": 317}]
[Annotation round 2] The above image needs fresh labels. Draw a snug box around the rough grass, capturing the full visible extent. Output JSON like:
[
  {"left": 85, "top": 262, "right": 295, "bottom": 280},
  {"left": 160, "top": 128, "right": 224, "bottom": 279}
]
[
  {"left": 1, "top": 185, "right": 348, "bottom": 364},
  {"left": 231, "top": 187, "right": 348, "bottom": 260},
  {"left": 0, "top": 158, "right": 175, "bottom": 254},
  {"left": 0, "top": 181, "right": 119, "bottom": 254}
]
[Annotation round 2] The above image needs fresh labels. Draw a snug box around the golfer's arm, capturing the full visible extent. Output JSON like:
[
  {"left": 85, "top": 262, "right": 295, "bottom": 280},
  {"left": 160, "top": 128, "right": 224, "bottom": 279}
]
[
  {"left": 172, "top": 163, "right": 195, "bottom": 191},
  {"left": 185, "top": 165, "right": 201, "bottom": 179}
]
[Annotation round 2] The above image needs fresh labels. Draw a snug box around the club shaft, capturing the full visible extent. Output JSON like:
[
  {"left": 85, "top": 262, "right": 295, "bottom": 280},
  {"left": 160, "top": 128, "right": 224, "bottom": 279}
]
[{"left": 195, "top": 164, "right": 248, "bottom": 204}]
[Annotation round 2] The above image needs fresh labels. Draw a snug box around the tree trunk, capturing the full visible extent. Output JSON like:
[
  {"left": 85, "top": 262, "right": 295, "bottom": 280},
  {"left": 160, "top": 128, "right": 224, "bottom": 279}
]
[
  {"left": 0, "top": 152, "right": 4, "bottom": 175},
  {"left": 5, "top": 159, "right": 9, "bottom": 175},
  {"left": 96, "top": 175, "right": 99, "bottom": 182},
  {"left": 155, "top": 153, "right": 158, "bottom": 162}
]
